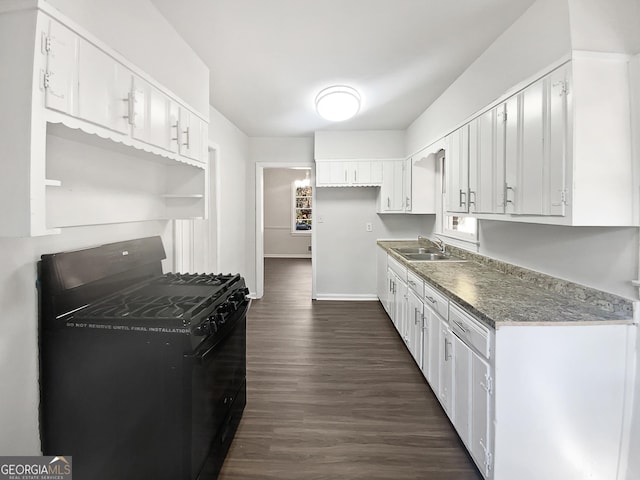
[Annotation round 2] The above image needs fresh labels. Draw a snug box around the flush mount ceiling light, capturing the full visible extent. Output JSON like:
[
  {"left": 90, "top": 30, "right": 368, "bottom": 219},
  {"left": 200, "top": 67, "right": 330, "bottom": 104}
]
[{"left": 315, "top": 85, "right": 361, "bottom": 122}]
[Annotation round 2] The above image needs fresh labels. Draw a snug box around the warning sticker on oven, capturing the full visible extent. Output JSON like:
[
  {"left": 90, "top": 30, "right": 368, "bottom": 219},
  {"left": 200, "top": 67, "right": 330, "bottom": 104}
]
[{"left": 67, "top": 322, "right": 190, "bottom": 334}]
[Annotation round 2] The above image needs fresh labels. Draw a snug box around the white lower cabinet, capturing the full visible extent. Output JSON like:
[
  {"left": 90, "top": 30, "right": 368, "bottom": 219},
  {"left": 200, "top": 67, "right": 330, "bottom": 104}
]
[
  {"left": 421, "top": 305, "right": 440, "bottom": 389},
  {"left": 438, "top": 322, "right": 454, "bottom": 416},
  {"left": 452, "top": 333, "right": 472, "bottom": 446},
  {"left": 378, "top": 250, "right": 632, "bottom": 480},
  {"left": 407, "top": 288, "right": 424, "bottom": 368},
  {"left": 470, "top": 353, "right": 492, "bottom": 477}
]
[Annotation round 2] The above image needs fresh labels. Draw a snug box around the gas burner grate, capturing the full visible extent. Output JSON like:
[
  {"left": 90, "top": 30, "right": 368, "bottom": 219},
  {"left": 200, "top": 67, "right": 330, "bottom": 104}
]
[
  {"left": 75, "top": 294, "right": 208, "bottom": 321},
  {"left": 152, "top": 272, "right": 239, "bottom": 287}
]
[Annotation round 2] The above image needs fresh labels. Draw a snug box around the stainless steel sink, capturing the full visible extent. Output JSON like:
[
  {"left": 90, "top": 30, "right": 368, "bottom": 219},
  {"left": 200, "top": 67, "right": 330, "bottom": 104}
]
[
  {"left": 391, "top": 247, "right": 467, "bottom": 262},
  {"left": 404, "top": 252, "right": 449, "bottom": 261},
  {"left": 392, "top": 246, "right": 439, "bottom": 255}
]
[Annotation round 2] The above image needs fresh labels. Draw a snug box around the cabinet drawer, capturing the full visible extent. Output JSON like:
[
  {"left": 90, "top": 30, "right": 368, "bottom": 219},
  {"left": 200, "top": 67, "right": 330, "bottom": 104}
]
[
  {"left": 449, "top": 302, "right": 491, "bottom": 359},
  {"left": 387, "top": 255, "right": 407, "bottom": 281},
  {"left": 423, "top": 281, "right": 448, "bottom": 320},
  {"left": 407, "top": 270, "right": 423, "bottom": 296}
]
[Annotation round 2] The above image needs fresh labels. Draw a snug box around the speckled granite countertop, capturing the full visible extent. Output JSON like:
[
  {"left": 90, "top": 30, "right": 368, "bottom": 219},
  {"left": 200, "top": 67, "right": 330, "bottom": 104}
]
[{"left": 378, "top": 240, "right": 635, "bottom": 329}]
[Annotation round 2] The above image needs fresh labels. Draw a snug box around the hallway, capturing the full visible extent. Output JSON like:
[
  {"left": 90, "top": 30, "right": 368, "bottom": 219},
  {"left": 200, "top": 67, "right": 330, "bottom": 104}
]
[{"left": 218, "top": 258, "right": 482, "bottom": 480}]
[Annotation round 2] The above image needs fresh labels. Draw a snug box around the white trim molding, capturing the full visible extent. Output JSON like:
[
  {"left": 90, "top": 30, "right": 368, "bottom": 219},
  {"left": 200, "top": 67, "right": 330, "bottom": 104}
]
[{"left": 314, "top": 293, "right": 379, "bottom": 301}]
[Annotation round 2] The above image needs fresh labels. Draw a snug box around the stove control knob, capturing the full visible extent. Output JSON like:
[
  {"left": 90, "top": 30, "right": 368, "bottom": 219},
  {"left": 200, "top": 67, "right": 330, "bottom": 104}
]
[
  {"left": 206, "top": 316, "right": 219, "bottom": 333},
  {"left": 193, "top": 322, "right": 211, "bottom": 336}
]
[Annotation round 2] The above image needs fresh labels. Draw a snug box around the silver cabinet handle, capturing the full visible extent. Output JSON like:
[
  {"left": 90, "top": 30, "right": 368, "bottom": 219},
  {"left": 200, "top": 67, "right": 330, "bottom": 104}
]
[
  {"left": 171, "top": 122, "right": 180, "bottom": 142},
  {"left": 459, "top": 189, "right": 467, "bottom": 207},
  {"left": 468, "top": 190, "right": 476, "bottom": 207},
  {"left": 426, "top": 295, "right": 437, "bottom": 305},
  {"left": 505, "top": 184, "right": 514, "bottom": 205},
  {"left": 414, "top": 307, "right": 419, "bottom": 325},
  {"left": 183, "top": 126, "right": 191, "bottom": 148},
  {"left": 443, "top": 337, "right": 451, "bottom": 361},
  {"left": 421, "top": 313, "right": 427, "bottom": 331},
  {"left": 453, "top": 320, "right": 467, "bottom": 333},
  {"left": 122, "top": 91, "right": 136, "bottom": 127},
  {"left": 387, "top": 197, "right": 390, "bottom": 208}
]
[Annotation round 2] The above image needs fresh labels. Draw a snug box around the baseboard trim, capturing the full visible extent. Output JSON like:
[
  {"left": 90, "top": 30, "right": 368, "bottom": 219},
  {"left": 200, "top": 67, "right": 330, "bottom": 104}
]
[
  {"left": 264, "top": 254, "right": 312, "bottom": 259},
  {"left": 314, "top": 293, "right": 379, "bottom": 301}
]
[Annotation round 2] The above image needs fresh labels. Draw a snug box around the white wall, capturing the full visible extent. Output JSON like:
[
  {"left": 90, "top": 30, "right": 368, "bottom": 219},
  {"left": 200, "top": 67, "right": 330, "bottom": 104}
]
[
  {"left": 315, "top": 130, "right": 405, "bottom": 159},
  {"left": 264, "top": 169, "right": 312, "bottom": 257},
  {"left": 209, "top": 107, "right": 249, "bottom": 277},
  {"left": 0, "top": 0, "right": 206, "bottom": 455},
  {"left": 315, "top": 187, "right": 435, "bottom": 298},
  {"left": 406, "top": 0, "right": 571, "bottom": 156},
  {"left": 45, "top": 0, "right": 209, "bottom": 115},
  {"left": 479, "top": 221, "right": 638, "bottom": 298},
  {"left": 0, "top": 222, "right": 173, "bottom": 455},
  {"left": 567, "top": 0, "right": 640, "bottom": 54},
  {"left": 246, "top": 137, "right": 315, "bottom": 293}
]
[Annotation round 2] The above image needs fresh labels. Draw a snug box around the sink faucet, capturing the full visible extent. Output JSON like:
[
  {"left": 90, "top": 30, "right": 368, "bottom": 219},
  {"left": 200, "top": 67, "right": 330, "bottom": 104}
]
[{"left": 433, "top": 237, "right": 446, "bottom": 254}]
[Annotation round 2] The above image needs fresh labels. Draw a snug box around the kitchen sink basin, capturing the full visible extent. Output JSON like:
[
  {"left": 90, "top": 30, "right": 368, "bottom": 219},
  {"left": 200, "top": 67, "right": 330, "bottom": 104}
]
[
  {"left": 391, "top": 247, "right": 466, "bottom": 262},
  {"left": 392, "top": 246, "right": 440, "bottom": 255}
]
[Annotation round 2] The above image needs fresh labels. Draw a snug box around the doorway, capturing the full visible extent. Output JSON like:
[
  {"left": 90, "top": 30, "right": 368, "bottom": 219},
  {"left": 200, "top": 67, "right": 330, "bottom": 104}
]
[{"left": 255, "top": 163, "right": 315, "bottom": 299}]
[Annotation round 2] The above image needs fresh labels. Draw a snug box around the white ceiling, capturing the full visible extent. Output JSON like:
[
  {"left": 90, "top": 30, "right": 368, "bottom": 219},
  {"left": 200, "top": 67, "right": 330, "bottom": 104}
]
[{"left": 150, "top": 0, "right": 537, "bottom": 137}]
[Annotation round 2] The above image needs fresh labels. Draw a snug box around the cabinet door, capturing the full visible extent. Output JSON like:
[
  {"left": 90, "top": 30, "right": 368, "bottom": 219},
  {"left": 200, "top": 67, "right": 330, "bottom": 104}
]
[
  {"left": 407, "top": 289, "right": 424, "bottom": 368},
  {"left": 377, "top": 248, "right": 389, "bottom": 312},
  {"left": 409, "top": 152, "right": 437, "bottom": 214},
  {"left": 504, "top": 95, "right": 519, "bottom": 214},
  {"left": 129, "top": 76, "right": 149, "bottom": 143},
  {"left": 178, "top": 108, "right": 203, "bottom": 161},
  {"left": 316, "top": 162, "right": 348, "bottom": 186},
  {"left": 44, "top": 19, "right": 78, "bottom": 115},
  {"left": 469, "top": 108, "right": 504, "bottom": 214},
  {"left": 386, "top": 268, "right": 397, "bottom": 327},
  {"left": 452, "top": 334, "right": 472, "bottom": 448},
  {"left": 470, "top": 353, "right": 492, "bottom": 477},
  {"left": 424, "top": 307, "right": 441, "bottom": 392},
  {"left": 350, "top": 161, "right": 382, "bottom": 185},
  {"left": 76, "top": 39, "right": 130, "bottom": 133},
  {"left": 148, "top": 86, "right": 170, "bottom": 150},
  {"left": 445, "top": 126, "right": 469, "bottom": 213},
  {"left": 379, "top": 160, "right": 404, "bottom": 212},
  {"left": 518, "top": 80, "right": 546, "bottom": 214},
  {"left": 546, "top": 66, "right": 569, "bottom": 216},
  {"left": 403, "top": 158, "right": 412, "bottom": 212},
  {"left": 438, "top": 322, "right": 454, "bottom": 415},
  {"left": 168, "top": 100, "right": 181, "bottom": 154},
  {"left": 395, "top": 277, "right": 408, "bottom": 340}
]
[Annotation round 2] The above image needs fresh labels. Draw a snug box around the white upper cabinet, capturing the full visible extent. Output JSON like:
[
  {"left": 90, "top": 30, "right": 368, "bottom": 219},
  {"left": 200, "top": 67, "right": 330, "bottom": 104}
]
[
  {"left": 378, "top": 160, "right": 405, "bottom": 211},
  {"left": 443, "top": 58, "right": 635, "bottom": 226},
  {"left": 445, "top": 125, "right": 470, "bottom": 213},
  {"left": 0, "top": 5, "right": 209, "bottom": 237},
  {"left": 504, "top": 66, "right": 568, "bottom": 216},
  {"left": 469, "top": 106, "right": 505, "bottom": 214},
  {"left": 43, "top": 18, "right": 78, "bottom": 115},
  {"left": 76, "top": 39, "right": 130, "bottom": 133},
  {"left": 315, "top": 160, "right": 382, "bottom": 187}
]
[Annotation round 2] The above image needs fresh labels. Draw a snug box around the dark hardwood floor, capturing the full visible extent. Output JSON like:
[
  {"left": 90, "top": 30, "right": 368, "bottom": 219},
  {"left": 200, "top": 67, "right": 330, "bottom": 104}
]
[{"left": 218, "top": 258, "right": 482, "bottom": 480}]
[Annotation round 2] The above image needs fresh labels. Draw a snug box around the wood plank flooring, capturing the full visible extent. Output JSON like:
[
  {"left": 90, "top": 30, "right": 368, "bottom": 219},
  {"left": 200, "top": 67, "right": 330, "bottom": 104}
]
[{"left": 218, "top": 258, "right": 482, "bottom": 480}]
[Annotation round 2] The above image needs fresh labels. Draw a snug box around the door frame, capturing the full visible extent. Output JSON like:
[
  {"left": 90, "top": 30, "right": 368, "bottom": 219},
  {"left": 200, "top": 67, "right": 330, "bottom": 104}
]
[{"left": 255, "top": 162, "right": 315, "bottom": 299}]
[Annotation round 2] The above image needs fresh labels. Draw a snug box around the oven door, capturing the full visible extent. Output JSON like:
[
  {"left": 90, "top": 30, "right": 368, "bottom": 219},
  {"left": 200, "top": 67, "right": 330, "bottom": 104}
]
[{"left": 188, "top": 303, "right": 247, "bottom": 479}]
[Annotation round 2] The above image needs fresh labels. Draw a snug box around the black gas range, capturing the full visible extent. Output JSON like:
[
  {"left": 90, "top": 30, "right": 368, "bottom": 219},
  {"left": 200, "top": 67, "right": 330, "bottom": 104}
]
[{"left": 38, "top": 236, "right": 249, "bottom": 480}]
